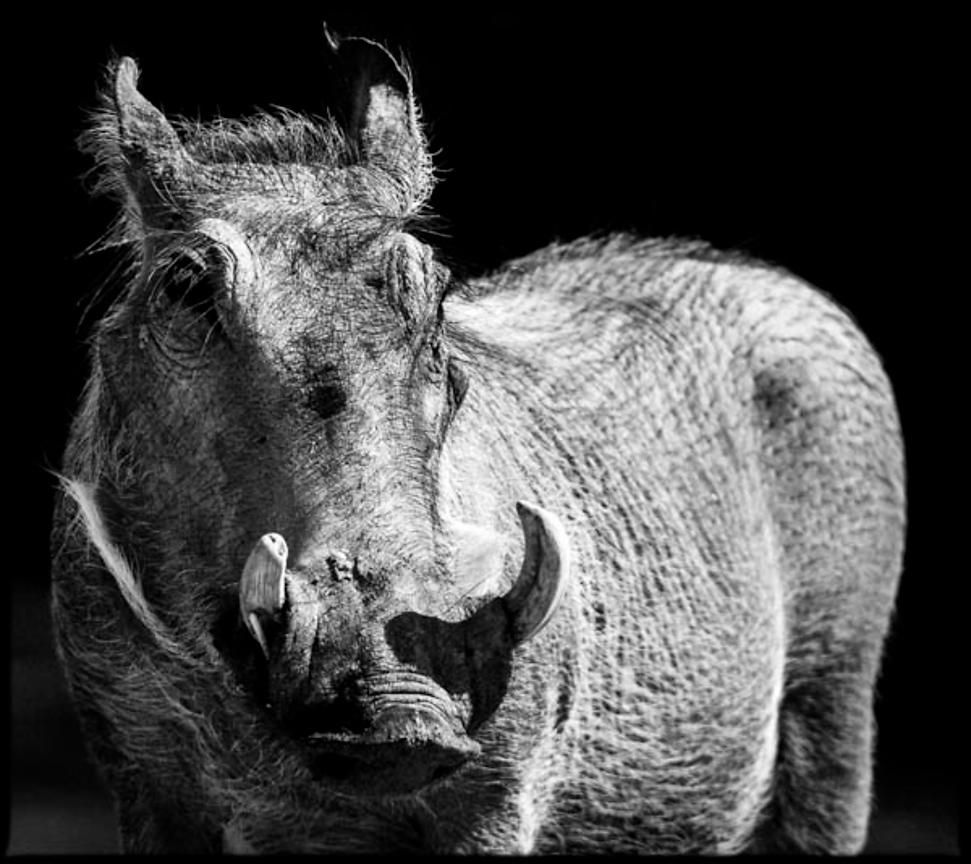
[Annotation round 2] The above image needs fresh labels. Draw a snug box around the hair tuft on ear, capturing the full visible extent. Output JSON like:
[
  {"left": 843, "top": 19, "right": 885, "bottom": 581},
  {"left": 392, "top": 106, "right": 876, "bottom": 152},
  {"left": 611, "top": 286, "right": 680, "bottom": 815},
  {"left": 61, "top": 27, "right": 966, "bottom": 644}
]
[
  {"left": 78, "top": 57, "right": 195, "bottom": 238},
  {"left": 321, "top": 26, "right": 435, "bottom": 214}
]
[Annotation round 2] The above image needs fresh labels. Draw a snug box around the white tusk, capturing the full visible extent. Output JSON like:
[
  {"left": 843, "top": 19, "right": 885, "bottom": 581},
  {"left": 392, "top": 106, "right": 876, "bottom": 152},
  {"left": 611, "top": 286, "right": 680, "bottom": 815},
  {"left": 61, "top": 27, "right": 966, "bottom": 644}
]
[
  {"left": 503, "top": 501, "right": 571, "bottom": 643},
  {"left": 239, "top": 533, "right": 288, "bottom": 659}
]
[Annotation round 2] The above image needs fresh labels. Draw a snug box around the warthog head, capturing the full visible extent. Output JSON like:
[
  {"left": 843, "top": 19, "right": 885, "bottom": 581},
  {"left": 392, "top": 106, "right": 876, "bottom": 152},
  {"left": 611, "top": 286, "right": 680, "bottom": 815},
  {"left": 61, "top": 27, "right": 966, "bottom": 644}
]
[{"left": 77, "top": 31, "right": 569, "bottom": 797}]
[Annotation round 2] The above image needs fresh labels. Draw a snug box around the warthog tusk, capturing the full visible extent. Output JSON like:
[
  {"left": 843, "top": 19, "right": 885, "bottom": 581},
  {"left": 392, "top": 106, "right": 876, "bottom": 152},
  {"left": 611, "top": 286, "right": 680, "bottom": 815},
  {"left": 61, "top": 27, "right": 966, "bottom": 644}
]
[
  {"left": 503, "top": 502, "right": 571, "bottom": 643},
  {"left": 239, "top": 533, "right": 288, "bottom": 659}
]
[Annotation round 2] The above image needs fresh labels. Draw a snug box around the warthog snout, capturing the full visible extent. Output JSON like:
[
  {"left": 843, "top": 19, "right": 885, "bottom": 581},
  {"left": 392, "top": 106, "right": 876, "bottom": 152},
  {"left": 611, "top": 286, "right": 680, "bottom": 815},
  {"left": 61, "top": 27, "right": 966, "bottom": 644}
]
[
  {"left": 279, "top": 670, "right": 482, "bottom": 794},
  {"left": 236, "top": 501, "right": 570, "bottom": 792}
]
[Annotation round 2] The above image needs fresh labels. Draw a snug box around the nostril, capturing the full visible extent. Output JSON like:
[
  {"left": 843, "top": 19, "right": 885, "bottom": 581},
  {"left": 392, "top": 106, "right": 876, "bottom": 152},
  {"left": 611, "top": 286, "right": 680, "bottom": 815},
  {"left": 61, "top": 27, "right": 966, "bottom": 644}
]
[{"left": 287, "top": 697, "right": 367, "bottom": 739}]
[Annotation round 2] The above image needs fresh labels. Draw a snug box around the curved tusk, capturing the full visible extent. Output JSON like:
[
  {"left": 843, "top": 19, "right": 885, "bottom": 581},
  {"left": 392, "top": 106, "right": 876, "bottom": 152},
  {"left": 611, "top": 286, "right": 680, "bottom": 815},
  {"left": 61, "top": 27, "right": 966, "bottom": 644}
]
[
  {"left": 239, "top": 533, "right": 288, "bottom": 659},
  {"left": 503, "top": 502, "right": 571, "bottom": 643}
]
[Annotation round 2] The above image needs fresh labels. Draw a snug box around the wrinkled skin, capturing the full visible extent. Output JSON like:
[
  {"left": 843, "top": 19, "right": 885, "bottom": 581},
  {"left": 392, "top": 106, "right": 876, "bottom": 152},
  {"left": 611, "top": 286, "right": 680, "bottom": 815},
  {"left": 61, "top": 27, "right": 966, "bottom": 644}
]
[{"left": 51, "top": 32, "right": 905, "bottom": 855}]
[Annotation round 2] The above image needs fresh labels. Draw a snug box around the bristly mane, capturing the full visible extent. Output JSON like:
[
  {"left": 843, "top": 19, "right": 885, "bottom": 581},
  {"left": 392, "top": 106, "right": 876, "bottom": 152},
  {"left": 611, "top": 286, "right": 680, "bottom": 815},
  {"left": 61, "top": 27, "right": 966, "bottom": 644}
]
[
  {"left": 178, "top": 109, "right": 352, "bottom": 170},
  {"left": 78, "top": 57, "right": 435, "bottom": 224}
]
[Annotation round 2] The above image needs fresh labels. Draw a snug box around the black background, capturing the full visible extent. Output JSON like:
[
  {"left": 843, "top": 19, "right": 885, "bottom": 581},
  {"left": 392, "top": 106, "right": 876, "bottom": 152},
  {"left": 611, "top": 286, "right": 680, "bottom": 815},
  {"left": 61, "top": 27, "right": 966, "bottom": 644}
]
[{"left": 10, "top": 7, "right": 957, "bottom": 854}]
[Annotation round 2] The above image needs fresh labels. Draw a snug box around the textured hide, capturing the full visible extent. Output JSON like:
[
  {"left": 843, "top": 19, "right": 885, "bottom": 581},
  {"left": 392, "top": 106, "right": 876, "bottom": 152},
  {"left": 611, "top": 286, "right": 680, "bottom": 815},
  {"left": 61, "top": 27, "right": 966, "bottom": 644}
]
[{"left": 50, "top": 37, "right": 904, "bottom": 855}]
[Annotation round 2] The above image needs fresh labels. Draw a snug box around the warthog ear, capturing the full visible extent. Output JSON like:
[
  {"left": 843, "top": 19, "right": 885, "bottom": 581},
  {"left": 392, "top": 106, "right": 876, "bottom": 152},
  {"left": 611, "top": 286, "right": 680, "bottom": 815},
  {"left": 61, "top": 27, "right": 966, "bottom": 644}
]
[
  {"left": 322, "top": 24, "right": 433, "bottom": 209},
  {"left": 113, "top": 58, "right": 183, "bottom": 171},
  {"left": 84, "top": 57, "right": 194, "bottom": 230}
]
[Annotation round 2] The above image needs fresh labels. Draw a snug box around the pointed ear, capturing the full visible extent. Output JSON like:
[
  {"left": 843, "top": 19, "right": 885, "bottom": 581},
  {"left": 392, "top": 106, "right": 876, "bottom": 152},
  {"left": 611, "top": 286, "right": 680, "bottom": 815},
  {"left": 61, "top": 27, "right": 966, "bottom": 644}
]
[
  {"left": 84, "top": 57, "right": 194, "bottom": 230},
  {"left": 113, "top": 57, "right": 183, "bottom": 169},
  {"left": 323, "top": 25, "right": 433, "bottom": 209}
]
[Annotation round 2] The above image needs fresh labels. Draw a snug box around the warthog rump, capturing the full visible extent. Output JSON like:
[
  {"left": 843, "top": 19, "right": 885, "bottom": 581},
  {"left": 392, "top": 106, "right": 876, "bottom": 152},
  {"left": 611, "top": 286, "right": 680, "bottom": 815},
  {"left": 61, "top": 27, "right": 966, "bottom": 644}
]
[{"left": 51, "top": 27, "right": 905, "bottom": 854}]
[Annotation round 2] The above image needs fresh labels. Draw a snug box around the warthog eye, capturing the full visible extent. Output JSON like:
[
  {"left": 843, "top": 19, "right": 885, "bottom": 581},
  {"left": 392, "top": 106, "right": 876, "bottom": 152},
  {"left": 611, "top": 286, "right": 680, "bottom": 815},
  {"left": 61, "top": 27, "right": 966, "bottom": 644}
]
[
  {"left": 427, "top": 335, "right": 446, "bottom": 384},
  {"left": 447, "top": 360, "right": 468, "bottom": 413},
  {"left": 152, "top": 247, "right": 226, "bottom": 336},
  {"left": 419, "top": 333, "right": 467, "bottom": 434}
]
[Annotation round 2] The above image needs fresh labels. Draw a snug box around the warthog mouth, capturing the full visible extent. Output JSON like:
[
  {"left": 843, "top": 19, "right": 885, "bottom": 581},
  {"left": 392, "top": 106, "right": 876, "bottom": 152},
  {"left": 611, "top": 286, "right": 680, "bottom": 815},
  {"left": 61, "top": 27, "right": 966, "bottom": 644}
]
[
  {"left": 302, "top": 709, "right": 480, "bottom": 795},
  {"left": 291, "top": 673, "right": 481, "bottom": 796},
  {"left": 305, "top": 724, "right": 480, "bottom": 795}
]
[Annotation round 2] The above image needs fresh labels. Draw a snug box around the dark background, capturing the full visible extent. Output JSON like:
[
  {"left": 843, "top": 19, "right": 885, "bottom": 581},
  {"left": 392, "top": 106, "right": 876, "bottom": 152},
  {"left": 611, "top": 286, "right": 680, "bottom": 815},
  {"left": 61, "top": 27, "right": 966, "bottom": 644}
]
[{"left": 9, "top": 7, "right": 957, "bottom": 854}]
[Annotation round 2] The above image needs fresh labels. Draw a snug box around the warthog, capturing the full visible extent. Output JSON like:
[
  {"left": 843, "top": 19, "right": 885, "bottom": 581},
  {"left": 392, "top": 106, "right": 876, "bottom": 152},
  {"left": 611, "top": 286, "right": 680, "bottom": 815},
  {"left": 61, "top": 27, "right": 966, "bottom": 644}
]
[{"left": 51, "top": 29, "right": 905, "bottom": 854}]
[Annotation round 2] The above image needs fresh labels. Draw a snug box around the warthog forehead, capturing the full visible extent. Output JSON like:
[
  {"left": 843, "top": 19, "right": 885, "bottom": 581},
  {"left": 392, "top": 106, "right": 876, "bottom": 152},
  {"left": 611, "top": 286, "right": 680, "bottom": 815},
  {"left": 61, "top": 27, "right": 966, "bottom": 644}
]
[
  {"left": 252, "top": 226, "right": 447, "bottom": 330},
  {"left": 221, "top": 196, "right": 411, "bottom": 266}
]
